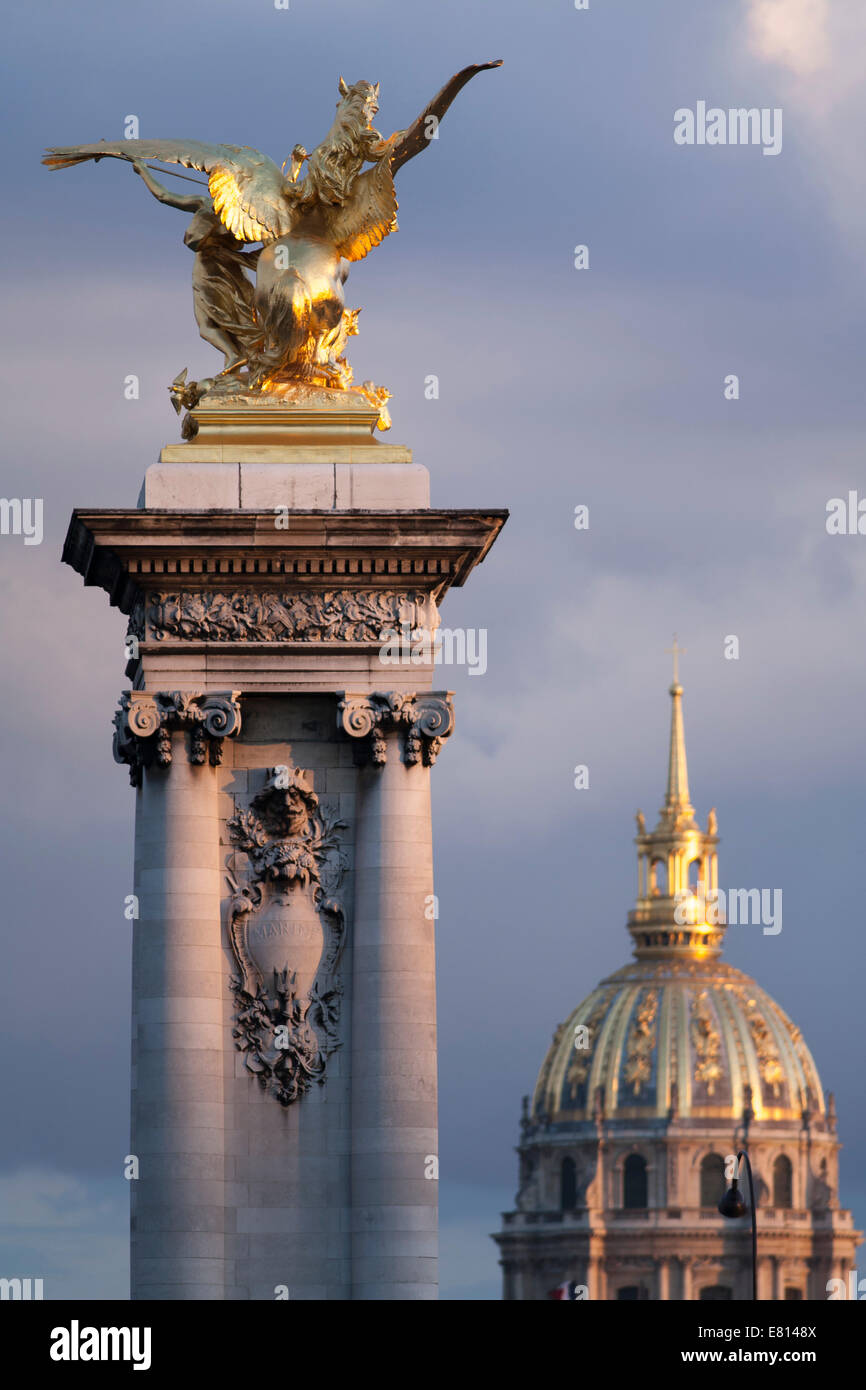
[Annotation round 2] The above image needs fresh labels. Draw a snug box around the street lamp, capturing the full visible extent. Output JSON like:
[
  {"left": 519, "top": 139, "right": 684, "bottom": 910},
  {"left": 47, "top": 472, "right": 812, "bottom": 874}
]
[{"left": 718, "top": 1149, "right": 758, "bottom": 1300}]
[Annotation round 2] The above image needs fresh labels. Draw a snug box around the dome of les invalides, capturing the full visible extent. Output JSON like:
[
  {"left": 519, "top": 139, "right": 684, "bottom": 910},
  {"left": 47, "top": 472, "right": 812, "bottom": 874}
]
[{"left": 494, "top": 673, "right": 859, "bottom": 1301}]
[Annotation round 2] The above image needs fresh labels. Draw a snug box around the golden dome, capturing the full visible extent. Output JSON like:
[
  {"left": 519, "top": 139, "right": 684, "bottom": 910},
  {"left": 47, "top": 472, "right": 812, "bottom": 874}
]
[
  {"left": 531, "top": 956, "right": 825, "bottom": 1125},
  {"left": 533, "top": 668, "right": 826, "bottom": 1129}
]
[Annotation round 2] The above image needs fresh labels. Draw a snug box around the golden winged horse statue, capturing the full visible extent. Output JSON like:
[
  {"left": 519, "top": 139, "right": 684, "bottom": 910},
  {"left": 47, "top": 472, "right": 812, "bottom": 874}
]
[{"left": 44, "top": 61, "right": 502, "bottom": 427}]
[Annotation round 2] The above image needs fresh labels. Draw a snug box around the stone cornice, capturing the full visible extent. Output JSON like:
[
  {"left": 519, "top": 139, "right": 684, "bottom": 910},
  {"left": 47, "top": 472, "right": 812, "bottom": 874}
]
[
  {"left": 493, "top": 1224, "right": 858, "bottom": 1249},
  {"left": 62, "top": 508, "right": 508, "bottom": 616},
  {"left": 113, "top": 690, "right": 242, "bottom": 785},
  {"left": 338, "top": 691, "right": 455, "bottom": 766}
]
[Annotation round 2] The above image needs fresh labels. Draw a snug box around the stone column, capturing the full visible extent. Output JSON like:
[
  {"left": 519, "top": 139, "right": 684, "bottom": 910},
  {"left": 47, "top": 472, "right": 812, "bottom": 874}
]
[
  {"left": 118, "top": 692, "right": 241, "bottom": 1299},
  {"left": 340, "top": 692, "right": 453, "bottom": 1300},
  {"left": 657, "top": 1256, "right": 670, "bottom": 1301},
  {"left": 63, "top": 472, "right": 505, "bottom": 1303},
  {"left": 829, "top": 1257, "right": 846, "bottom": 1299},
  {"left": 681, "top": 1256, "right": 693, "bottom": 1300},
  {"left": 757, "top": 1255, "right": 775, "bottom": 1301}
]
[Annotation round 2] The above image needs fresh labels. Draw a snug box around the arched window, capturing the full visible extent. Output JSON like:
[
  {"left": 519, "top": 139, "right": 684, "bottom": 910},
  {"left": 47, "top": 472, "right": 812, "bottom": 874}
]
[
  {"left": 650, "top": 860, "right": 667, "bottom": 895},
  {"left": 623, "top": 1153, "right": 648, "bottom": 1209},
  {"left": 773, "top": 1155, "right": 793, "bottom": 1209},
  {"left": 560, "top": 1157, "right": 577, "bottom": 1210},
  {"left": 700, "top": 1153, "right": 727, "bottom": 1209},
  {"left": 688, "top": 857, "right": 703, "bottom": 892},
  {"left": 700, "top": 1285, "right": 732, "bottom": 1300}
]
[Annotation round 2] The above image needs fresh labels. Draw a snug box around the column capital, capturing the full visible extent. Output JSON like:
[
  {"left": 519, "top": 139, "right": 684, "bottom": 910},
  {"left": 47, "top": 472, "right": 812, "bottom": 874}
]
[
  {"left": 113, "top": 690, "right": 242, "bottom": 785},
  {"left": 337, "top": 690, "right": 454, "bottom": 767}
]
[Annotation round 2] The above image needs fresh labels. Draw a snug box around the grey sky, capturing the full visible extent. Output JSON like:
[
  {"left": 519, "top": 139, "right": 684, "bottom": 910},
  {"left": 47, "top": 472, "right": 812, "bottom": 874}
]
[{"left": 1, "top": 0, "right": 864, "bottom": 1299}]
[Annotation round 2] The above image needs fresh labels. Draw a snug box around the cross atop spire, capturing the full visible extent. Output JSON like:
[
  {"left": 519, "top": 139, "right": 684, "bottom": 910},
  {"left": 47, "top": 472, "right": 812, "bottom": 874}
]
[
  {"left": 665, "top": 634, "right": 686, "bottom": 686},
  {"left": 664, "top": 659, "right": 692, "bottom": 815}
]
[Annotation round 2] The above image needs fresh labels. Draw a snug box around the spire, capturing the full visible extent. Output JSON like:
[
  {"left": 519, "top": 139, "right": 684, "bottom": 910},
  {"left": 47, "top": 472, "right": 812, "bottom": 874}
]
[
  {"left": 667, "top": 686, "right": 695, "bottom": 822},
  {"left": 660, "top": 638, "right": 694, "bottom": 826},
  {"left": 627, "top": 652, "right": 722, "bottom": 959}
]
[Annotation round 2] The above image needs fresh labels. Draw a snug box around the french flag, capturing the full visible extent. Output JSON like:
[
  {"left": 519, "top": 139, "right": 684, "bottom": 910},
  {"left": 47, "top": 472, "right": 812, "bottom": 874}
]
[{"left": 548, "top": 1281, "right": 580, "bottom": 1300}]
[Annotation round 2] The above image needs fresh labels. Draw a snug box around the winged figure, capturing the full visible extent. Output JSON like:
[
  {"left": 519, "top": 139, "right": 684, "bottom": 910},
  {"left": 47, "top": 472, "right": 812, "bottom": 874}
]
[
  {"left": 129, "top": 159, "right": 261, "bottom": 375},
  {"left": 44, "top": 61, "right": 502, "bottom": 423}
]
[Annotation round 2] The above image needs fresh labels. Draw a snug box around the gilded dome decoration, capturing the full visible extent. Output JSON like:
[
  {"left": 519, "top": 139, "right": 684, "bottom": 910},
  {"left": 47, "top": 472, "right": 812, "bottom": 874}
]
[{"left": 532, "top": 963, "right": 824, "bottom": 1125}]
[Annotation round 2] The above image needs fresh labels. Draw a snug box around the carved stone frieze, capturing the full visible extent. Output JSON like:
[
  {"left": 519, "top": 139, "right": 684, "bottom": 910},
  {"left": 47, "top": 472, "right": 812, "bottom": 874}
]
[
  {"left": 147, "top": 589, "right": 436, "bottom": 644},
  {"left": 227, "top": 768, "right": 347, "bottom": 1107},
  {"left": 112, "top": 690, "right": 242, "bottom": 786},
  {"left": 338, "top": 690, "right": 454, "bottom": 766}
]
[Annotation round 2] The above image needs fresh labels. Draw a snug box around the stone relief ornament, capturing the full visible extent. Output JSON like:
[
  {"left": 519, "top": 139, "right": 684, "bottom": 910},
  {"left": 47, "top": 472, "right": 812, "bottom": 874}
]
[
  {"left": 338, "top": 690, "right": 454, "bottom": 765},
  {"left": 227, "top": 767, "right": 347, "bottom": 1107},
  {"left": 43, "top": 62, "right": 502, "bottom": 433},
  {"left": 809, "top": 1156, "right": 833, "bottom": 1211},
  {"left": 112, "top": 690, "right": 242, "bottom": 786},
  {"left": 126, "top": 595, "right": 146, "bottom": 644},
  {"left": 515, "top": 1151, "right": 540, "bottom": 1212},
  {"left": 147, "top": 590, "right": 435, "bottom": 644}
]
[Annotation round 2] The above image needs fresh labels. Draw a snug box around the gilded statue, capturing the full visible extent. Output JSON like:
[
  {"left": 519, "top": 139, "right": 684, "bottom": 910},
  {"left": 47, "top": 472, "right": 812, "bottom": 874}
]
[{"left": 43, "top": 61, "right": 502, "bottom": 428}]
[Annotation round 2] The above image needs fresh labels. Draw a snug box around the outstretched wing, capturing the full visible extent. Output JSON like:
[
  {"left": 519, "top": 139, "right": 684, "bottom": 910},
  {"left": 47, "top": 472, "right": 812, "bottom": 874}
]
[
  {"left": 324, "top": 60, "right": 502, "bottom": 262},
  {"left": 326, "top": 157, "right": 399, "bottom": 263},
  {"left": 43, "top": 138, "right": 296, "bottom": 243},
  {"left": 389, "top": 60, "right": 503, "bottom": 175}
]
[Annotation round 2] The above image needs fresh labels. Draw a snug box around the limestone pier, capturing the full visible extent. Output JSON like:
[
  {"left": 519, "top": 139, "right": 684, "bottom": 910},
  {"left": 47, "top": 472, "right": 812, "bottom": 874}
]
[{"left": 63, "top": 399, "right": 506, "bottom": 1299}]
